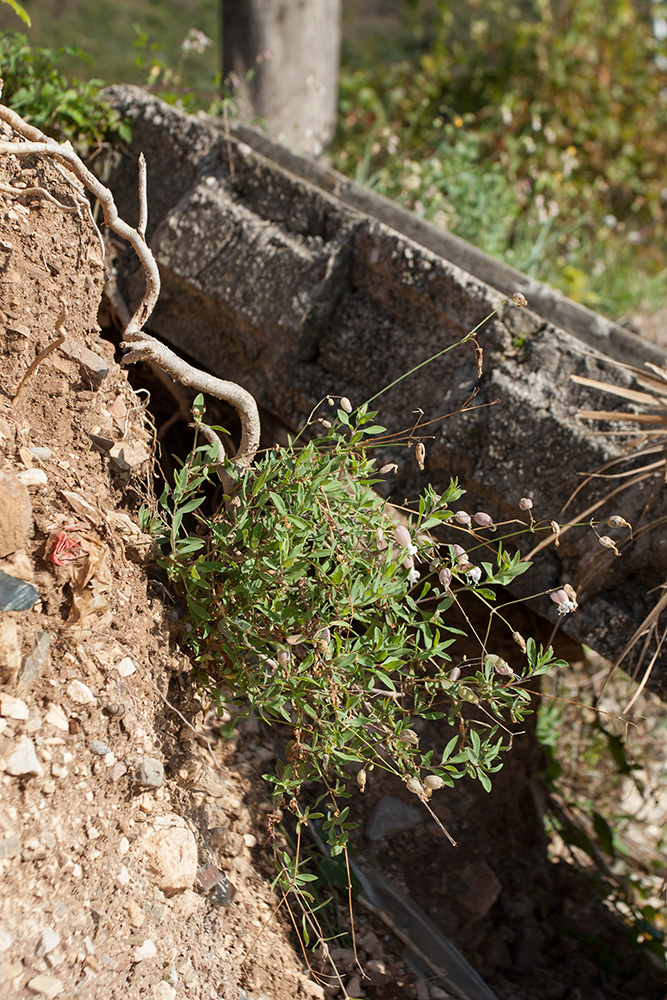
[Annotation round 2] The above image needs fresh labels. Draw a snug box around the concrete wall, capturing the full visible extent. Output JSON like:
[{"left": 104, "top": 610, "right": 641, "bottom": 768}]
[{"left": 100, "top": 86, "right": 667, "bottom": 691}]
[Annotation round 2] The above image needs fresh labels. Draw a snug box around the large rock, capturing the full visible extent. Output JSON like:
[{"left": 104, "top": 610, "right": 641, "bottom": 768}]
[
  {"left": 140, "top": 825, "right": 198, "bottom": 893},
  {"left": 100, "top": 86, "right": 667, "bottom": 690},
  {"left": 0, "top": 469, "right": 32, "bottom": 558}
]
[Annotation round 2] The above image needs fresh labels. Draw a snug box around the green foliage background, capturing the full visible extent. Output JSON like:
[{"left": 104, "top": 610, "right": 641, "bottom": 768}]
[
  {"left": 0, "top": 0, "right": 219, "bottom": 95},
  {"left": 333, "top": 0, "right": 667, "bottom": 319}
]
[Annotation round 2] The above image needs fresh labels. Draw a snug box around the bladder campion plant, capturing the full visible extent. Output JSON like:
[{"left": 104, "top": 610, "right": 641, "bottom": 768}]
[{"left": 145, "top": 390, "right": 567, "bottom": 858}]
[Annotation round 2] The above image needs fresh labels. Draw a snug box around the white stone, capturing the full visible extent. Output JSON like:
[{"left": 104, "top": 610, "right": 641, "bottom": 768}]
[
  {"left": 0, "top": 695, "right": 29, "bottom": 721},
  {"left": 44, "top": 705, "right": 69, "bottom": 732},
  {"left": 115, "top": 865, "right": 130, "bottom": 887},
  {"left": 115, "top": 656, "right": 136, "bottom": 676},
  {"left": 66, "top": 680, "right": 95, "bottom": 705},
  {"left": 140, "top": 827, "right": 198, "bottom": 892},
  {"left": 133, "top": 938, "right": 157, "bottom": 961},
  {"left": 38, "top": 927, "right": 61, "bottom": 956},
  {"left": 155, "top": 983, "right": 176, "bottom": 1000},
  {"left": 5, "top": 736, "right": 44, "bottom": 777},
  {"left": 26, "top": 974, "right": 64, "bottom": 998},
  {"left": 16, "top": 468, "right": 48, "bottom": 487}
]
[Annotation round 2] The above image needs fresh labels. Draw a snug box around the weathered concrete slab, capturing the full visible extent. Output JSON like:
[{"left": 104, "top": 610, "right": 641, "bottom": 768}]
[{"left": 100, "top": 86, "right": 667, "bottom": 689}]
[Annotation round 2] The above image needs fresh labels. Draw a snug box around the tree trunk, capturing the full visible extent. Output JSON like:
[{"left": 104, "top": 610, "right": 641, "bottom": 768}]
[{"left": 222, "top": 0, "right": 341, "bottom": 156}]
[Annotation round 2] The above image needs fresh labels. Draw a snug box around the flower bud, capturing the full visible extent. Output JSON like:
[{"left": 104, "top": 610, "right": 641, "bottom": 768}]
[
  {"left": 511, "top": 291, "right": 528, "bottom": 306},
  {"left": 458, "top": 686, "right": 476, "bottom": 703},
  {"left": 320, "top": 419, "right": 332, "bottom": 429},
  {"left": 340, "top": 396, "right": 353, "bottom": 413},
  {"left": 473, "top": 511, "right": 495, "bottom": 530},
  {"left": 519, "top": 497, "right": 533, "bottom": 511},
  {"left": 452, "top": 543, "right": 466, "bottom": 560},
  {"left": 550, "top": 589, "right": 569, "bottom": 605},
  {"left": 375, "top": 527, "right": 388, "bottom": 551},
  {"left": 394, "top": 525, "right": 412, "bottom": 549},
  {"left": 438, "top": 567, "right": 452, "bottom": 588},
  {"left": 454, "top": 510, "right": 472, "bottom": 526},
  {"left": 424, "top": 775, "right": 444, "bottom": 790},
  {"left": 449, "top": 666, "right": 461, "bottom": 682}
]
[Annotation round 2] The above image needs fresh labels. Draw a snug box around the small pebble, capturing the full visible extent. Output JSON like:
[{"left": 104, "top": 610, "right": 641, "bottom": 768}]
[
  {"left": 133, "top": 938, "right": 157, "bottom": 961},
  {"left": 89, "top": 740, "right": 111, "bottom": 756},
  {"left": 44, "top": 705, "right": 69, "bottom": 732},
  {"left": 108, "top": 761, "right": 127, "bottom": 783},
  {"left": 16, "top": 468, "right": 48, "bottom": 487},
  {"left": 37, "top": 927, "right": 61, "bottom": 956},
  {"left": 135, "top": 756, "right": 164, "bottom": 789},
  {"left": 0, "top": 694, "right": 29, "bottom": 720},
  {"left": 5, "top": 735, "right": 44, "bottom": 777},
  {"left": 115, "top": 656, "right": 136, "bottom": 677},
  {"left": 26, "top": 973, "right": 65, "bottom": 998},
  {"left": 66, "top": 680, "right": 95, "bottom": 705}
]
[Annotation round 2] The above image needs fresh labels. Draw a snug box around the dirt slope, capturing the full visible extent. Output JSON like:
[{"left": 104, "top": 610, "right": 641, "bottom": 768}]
[{"left": 0, "top": 137, "right": 318, "bottom": 1000}]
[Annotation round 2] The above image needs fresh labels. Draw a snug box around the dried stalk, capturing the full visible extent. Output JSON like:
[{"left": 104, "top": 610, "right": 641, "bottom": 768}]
[{"left": 0, "top": 102, "right": 260, "bottom": 477}]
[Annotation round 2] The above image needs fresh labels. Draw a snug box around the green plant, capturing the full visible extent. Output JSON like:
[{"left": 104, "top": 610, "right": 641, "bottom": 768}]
[
  {"left": 0, "top": 32, "right": 130, "bottom": 149},
  {"left": 143, "top": 372, "right": 570, "bottom": 867}
]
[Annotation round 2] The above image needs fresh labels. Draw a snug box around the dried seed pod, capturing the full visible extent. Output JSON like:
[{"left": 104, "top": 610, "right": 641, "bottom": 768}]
[
  {"left": 357, "top": 768, "right": 367, "bottom": 792},
  {"left": 405, "top": 777, "right": 423, "bottom": 796},
  {"left": 320, "top": 419, "right": 332, "bottom": 429},
  {"left": 375, "top": 527, "right": 388, "bottom": 551},
  {"left": 454, "top": 510, "right": 472, "bottom": 527},
  {"left": 379, "top": 463, "right": 398, "bottom": 475},
  {"left": 519, "top": 497, "right": 533, "bottom": 511},
  {"left": 598, "top": 535, "right": 621, "bottom": 556},
  {"left": 398, "top": 728, "right": 419, "bottom": 744},
  {"left": 486, "top": 654, "right": 513, "bottom": 676},
  {"left": 607, "top": 515, "right": 632, "bottom": 530},
  {"left": 550, "top": 520, "right": 561, "bottom": 546},
  {"left": 340, "top": 396, "right": 353, "bottom": 413},
  {"left": 438, "top": 567, "right": 452, "bottom": 588},
  {"left": 277, "top": 649, "right": 290, "bottom": 668},
  {"left": 415, "top": 441, "right": 426, "bottom": 470},
  {"left": 512, "top": 631, "right": 527, "bottom": 653},
  {"left": 511, "top": 291, "right": 528, "bottom": 306},
  {"left": 449, "top": 666, "right": 461, "bottom": 682},
  {"left": 451, "top": 543, "right": 467, "bottom": 560},
  {"left": 424, "top": 775, "right": 444, "bottom": 790}
]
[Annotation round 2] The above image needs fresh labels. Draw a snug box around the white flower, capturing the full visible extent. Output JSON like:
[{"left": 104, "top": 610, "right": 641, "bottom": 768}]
[
  {"left": 407, "top": 567, "right": 421, "bottom": 586},
  {"left": 182, "top": 29, "right": 212, "bottom": 54},
  {"left": 466, "top": 566, "right": 482, "bottom": 586}
]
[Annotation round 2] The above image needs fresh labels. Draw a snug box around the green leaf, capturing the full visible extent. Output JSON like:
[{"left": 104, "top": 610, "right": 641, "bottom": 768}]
[{"left": 1, "top": 1, "right": 31, "bottom": 27}]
